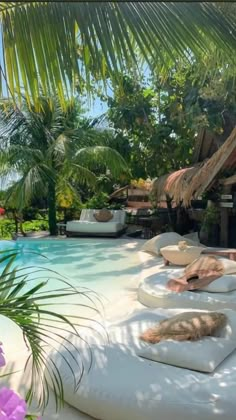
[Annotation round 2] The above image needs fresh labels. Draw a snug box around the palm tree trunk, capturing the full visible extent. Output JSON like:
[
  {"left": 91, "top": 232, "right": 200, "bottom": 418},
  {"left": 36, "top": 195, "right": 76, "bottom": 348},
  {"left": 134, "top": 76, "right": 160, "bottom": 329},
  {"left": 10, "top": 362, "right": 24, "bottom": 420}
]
[{"left": 48, "top": 181, "right": 57, "bottom": 235}]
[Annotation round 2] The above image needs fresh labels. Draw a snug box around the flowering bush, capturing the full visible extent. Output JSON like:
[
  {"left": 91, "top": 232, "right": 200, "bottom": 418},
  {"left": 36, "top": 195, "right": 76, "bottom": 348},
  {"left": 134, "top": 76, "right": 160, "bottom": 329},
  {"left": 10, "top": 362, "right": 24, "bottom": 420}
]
[
  {"left": 0, "top": 387, "right": 27, "bottom": 420},
  {"left": 0, "top": 345, "right": 40, "bottom": 420}
]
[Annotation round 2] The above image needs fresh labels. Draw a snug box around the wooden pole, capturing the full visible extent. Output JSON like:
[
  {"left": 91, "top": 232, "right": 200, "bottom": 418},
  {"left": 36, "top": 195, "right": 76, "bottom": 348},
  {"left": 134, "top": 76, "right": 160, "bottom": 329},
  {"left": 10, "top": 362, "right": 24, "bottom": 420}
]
[{"left": 220, "top": 186, "right": 231, "bottom": 247}]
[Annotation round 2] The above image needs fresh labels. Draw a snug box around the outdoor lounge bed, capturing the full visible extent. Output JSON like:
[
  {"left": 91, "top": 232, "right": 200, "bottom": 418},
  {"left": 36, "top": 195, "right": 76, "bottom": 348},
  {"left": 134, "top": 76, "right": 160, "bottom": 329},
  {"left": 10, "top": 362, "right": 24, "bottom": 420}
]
[
  {"left": 66, "top": 209, "right": 127, "bottom": 237},
  {"left": 49, "top": 307, "right": 236, "bottom": 420},
  {"left": 138, "top": 268, "right": 236, "bottom": 310}
]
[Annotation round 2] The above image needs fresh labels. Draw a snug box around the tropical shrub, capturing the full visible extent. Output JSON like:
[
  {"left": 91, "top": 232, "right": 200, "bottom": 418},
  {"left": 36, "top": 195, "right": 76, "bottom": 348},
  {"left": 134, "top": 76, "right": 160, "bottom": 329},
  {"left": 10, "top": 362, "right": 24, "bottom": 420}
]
[
  {"left": 84, "top": 192, "right": 110, "bottom": 209},
  {"left": 0, "top": 219, "right": 49, "bottom": 240}
]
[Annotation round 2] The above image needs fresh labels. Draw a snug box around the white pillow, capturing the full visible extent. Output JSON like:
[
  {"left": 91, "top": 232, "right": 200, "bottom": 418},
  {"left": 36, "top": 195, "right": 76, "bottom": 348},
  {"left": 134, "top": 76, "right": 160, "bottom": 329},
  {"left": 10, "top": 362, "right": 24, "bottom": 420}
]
[
  {"left": 183, "top": 232, "right": 200, "bottom": 244},
  {"left": 160, "top": 245, "right": 204, "bottom": 266},
  {"left": 201, "top": 275, "right": 236, "bottom": 292},
  {"left": 218, "top": 309, "right": 236, "bottom": 339},
  {"left": 138, "top": 337, "right": 236, "bottom": 372},
  {"left": 220, "top": 258, "right": 236, "bottom": 274},
  {"left": 141, "top": 232, "right": 199, "bottom": 256}
]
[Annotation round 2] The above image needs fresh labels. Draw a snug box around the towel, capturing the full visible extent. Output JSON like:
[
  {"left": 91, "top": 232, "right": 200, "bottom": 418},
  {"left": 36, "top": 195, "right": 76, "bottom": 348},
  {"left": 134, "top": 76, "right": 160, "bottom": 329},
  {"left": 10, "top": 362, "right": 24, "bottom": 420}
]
[{"left": 167, "top": 256, "right": 224, "bottom": 292}]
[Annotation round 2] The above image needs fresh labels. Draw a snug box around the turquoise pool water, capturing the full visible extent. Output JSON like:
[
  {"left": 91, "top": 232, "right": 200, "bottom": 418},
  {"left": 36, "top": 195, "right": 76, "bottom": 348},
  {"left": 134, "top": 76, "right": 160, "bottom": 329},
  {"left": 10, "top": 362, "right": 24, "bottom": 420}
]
[
  {"left": 0, "top": 238, "right": 142, "bottom": 294},
  {"left": 0, "top": 238, "right": 142, "bottom": 354}
]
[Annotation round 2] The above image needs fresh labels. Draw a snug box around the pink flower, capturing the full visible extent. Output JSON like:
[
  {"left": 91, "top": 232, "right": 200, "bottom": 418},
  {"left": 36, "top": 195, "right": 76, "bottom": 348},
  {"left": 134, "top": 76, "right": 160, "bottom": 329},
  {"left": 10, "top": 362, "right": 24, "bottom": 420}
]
[
  {"left": 0, "top": 387, "right": 27, "bottom": 420},
  {"left": 0, "top": 344, "right": 5, "bottom": 368}
]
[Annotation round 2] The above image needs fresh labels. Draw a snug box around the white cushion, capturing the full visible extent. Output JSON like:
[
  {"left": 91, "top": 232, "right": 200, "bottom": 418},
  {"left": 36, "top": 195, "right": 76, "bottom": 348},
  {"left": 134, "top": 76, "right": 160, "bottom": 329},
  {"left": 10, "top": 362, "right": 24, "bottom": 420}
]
[
  {"left": 48, "top": 307, "right": 236, "bottom": 420},
  {"left": 66, "top": 221, "right": 124, "bottom": 233},
  {"left": 141, "top": 232, "right": 199, "bottom": 256},
  {"left": 80, "top": 209, "right": 126, "bottom": 224},
  {"left": 138, "top": 337, "right": 236, "bottom": 373},
  {"left": 218, "top": 309, "right": 236, "bottom": 339},
  {"left": 220, "top": 258, "right": 236, "bottom": 274},
  {"left": 160, "top": 245, "right": 204, "bottom": 266},
  {"left": 201, "top": 275, "right": 236, "bottom": 293},
  {"left": 138, "top": 308, "right": 236, "bottom": 372},
  {"left": 183, "top": 232, "right": 200, "bottom": 244}
]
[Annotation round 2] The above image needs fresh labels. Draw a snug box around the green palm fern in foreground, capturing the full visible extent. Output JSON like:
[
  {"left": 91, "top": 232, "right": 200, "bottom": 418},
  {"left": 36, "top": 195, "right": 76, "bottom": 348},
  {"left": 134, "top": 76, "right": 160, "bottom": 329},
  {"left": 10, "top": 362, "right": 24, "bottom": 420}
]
[
  {"left": 0, "top": 2, "right": 236, "bottom": 106},
  {"left": 0, "top": 249, "right": 105, "bottom": 412}
]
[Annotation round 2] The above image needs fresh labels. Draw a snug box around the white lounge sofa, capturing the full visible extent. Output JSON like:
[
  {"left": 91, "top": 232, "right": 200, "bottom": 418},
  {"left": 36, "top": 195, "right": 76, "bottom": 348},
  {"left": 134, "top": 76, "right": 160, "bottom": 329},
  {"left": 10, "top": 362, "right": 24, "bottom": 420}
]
[
  {"left": 49, "top": 307, "right": 236, "bottom": 420},
  {"left": 138, "top": 251, "right": 236, "bottom": 311},
  {"left": 66, "top": 209, "right": 127, "bottom": 237},
  {"left": 138, "top": 269, "right": 236, "bottom": 310}
]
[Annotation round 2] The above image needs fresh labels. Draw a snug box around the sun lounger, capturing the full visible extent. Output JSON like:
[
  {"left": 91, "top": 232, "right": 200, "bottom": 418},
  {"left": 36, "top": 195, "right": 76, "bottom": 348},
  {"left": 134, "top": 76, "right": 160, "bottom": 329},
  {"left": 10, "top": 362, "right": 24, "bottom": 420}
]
[
  {"left": 138, "top": 269, "right": 236, "bottom": 310},
  {"left": 49, "top": 307, "right": 236, "bottom": 420},
  {"left": 66, "top": 209, "right": 127, "bottom": 237}
]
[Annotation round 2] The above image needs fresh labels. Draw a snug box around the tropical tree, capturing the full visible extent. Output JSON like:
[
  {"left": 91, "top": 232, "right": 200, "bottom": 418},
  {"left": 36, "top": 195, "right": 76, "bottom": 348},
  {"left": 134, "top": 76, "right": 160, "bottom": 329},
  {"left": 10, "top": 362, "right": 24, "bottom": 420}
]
[
  {"left": 0, "top": 98, "right": 129, "bottom": 235},
  {"left": 0, "top": 2, "right": 236, "bottom": 106}
]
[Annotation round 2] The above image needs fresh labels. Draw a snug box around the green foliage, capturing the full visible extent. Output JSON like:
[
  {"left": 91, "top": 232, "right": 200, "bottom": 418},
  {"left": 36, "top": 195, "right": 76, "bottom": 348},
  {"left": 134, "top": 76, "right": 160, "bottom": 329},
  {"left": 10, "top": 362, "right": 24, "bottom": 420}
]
[
  {"left": 1, "top": 3, "right": 236, "bottom": 106},
  {"left": 0, "top": 218, "right": 15, "bottom": 239},
  {"left": 21, "top": 219, "right": 49, "bottom": 232},
  {"left": 22, "top": 207, "right": 41, "bottom": 221},
  {"left": 106, "top": 74, "right": 194, "bottom": 178},
  {"left": 85, "top": 192, "right": 110, "bottom": 209},
  {"left": 0, "top": 219, "right": 49, "bottom": 239},
  {"left": 0, "top": 97, "right": 129, "bottom": 235},
  {"left": 202, "top": 205, "right": 220, "bottom": 232}
]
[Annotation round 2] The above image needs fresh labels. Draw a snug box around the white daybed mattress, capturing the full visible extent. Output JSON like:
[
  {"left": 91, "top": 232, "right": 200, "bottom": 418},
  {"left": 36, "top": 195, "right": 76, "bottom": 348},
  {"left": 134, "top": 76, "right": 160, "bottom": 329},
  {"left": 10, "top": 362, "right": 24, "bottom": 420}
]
[
  {"left": 49, "top": 308, "right": 236, "bottom": 420},
  {"left": 66, "top": 220, "right": 125, "bottom": 234},
  {"left": 138, "top": 268, "right": 236, "bottom": 310}
]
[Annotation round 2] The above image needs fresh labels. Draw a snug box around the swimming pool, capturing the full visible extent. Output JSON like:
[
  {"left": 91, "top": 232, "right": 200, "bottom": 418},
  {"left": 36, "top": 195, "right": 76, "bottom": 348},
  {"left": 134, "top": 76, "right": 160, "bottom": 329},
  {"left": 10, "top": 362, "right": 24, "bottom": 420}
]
[{"left": 0, "top": 238, "right": 143, "bottom": 353}]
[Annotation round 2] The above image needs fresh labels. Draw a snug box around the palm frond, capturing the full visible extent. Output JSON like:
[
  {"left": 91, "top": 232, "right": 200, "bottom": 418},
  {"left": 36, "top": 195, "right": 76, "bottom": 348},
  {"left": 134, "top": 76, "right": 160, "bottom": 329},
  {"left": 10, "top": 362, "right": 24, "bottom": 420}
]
[
  {"left": 70, "top": 163, "right": 97, "bottom": 187},
  {"left": 5, "top": 165, "right": 54, "bottom": 208},
  {"left": 0, "top": 249, "right": 106, "bottom": 412},
  {"left": 0, "top": 3, "right": 236, "bottom": 104},
  {"left": 76, "top": 145, "right": 130, "bottom": 178}
]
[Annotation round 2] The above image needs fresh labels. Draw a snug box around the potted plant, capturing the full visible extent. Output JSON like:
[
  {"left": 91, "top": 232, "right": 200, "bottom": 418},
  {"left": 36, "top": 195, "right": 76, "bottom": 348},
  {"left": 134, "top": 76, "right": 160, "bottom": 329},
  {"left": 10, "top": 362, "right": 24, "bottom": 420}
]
[{"left": 200, "top": 204, "right": 220, "bottom": 246}]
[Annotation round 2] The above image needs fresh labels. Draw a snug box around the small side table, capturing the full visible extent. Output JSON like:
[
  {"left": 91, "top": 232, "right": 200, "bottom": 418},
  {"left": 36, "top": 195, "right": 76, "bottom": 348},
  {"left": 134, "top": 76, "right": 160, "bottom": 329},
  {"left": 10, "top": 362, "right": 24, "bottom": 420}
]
[
  {"left": 139, "top": 217, "right": 153, "bottom": 239},
  {"left": 163, "top": 247, "right": 236, "bottom": 266},
  {"left": 57, "top": 223, "right": 67, "bottom": 235},
  {"left": 201, "top": 248, "right": 236, "bottom": 261}
]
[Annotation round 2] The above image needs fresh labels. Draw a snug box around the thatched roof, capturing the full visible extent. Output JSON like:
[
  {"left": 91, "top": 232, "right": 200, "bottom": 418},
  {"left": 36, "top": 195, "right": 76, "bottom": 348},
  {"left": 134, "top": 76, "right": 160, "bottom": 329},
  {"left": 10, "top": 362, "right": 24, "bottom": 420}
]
[
  {"left": 152, "top": 126, "right": 236, "bottom": 206},
  {"left": 110, "top": 184, "right": 150, "bottom": 199},
  {"left": 110, "top": 181, "right": 151, "bottom": 199}
]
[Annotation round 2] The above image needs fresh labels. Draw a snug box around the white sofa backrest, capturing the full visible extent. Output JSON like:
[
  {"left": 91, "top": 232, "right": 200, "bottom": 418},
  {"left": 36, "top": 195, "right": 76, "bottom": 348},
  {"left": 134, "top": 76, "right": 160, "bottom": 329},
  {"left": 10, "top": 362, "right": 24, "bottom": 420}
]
[
  {"left": 80, "top": 209, "right": 96, "bottom": 222},
  {"left": 112, "top": 210, "right": 126, "bottom": 224},
  {"left": 80, "top": 209, "right": 126, "bottom": 224}
]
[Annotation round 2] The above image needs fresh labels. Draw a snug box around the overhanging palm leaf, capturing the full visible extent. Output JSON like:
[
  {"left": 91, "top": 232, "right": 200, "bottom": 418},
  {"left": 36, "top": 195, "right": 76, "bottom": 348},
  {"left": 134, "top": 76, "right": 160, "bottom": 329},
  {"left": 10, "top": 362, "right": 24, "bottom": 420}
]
[
  {"left": 0, "top": 2, "right": 236, "bottom": 104},
  {"left": 0, "top": 249, "right": 106, "bottom": 412}
]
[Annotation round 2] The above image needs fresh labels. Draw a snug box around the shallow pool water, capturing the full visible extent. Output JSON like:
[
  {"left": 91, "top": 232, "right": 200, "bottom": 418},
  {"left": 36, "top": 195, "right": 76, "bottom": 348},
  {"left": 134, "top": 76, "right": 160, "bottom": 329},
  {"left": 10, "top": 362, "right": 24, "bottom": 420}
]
[
  {"left": 0, "top": 238, "right": 143, "bottom": 354},
  {"left": 13, "top": 238, "right": 141, "bottom": 292}
]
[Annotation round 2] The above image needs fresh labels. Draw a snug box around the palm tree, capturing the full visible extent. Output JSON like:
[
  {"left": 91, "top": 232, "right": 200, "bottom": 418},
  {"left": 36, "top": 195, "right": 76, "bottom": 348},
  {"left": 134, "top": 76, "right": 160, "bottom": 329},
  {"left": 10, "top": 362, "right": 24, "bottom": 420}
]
[
  {"left": 0, "top": 98, "right": 129, "bottom": 235},
  {"left": 0, "top": 2, "right": 236, "bottom": 106}
]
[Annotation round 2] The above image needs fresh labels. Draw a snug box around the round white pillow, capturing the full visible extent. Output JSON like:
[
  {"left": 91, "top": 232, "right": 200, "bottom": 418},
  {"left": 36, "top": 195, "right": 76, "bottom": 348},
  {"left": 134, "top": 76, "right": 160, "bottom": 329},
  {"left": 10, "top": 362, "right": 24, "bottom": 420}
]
[
  {"left": 160, "top": 245, "right": 204, "bottom": 266},
  {"left": 201, "top": 275, "right": 236, "bottom": 292},
  {"left": 141, "top": 232, "right": 200, "bottom": 256},
  {"left": 219, "top": 258, "right": 236, "bottom": 274}
]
